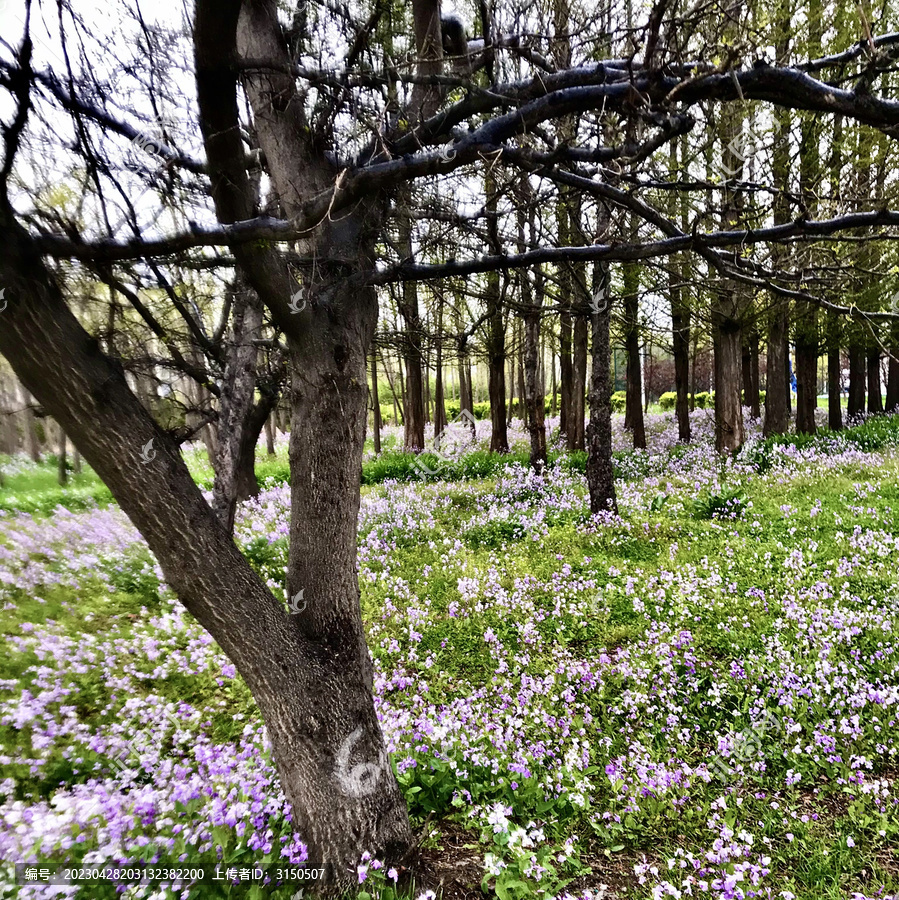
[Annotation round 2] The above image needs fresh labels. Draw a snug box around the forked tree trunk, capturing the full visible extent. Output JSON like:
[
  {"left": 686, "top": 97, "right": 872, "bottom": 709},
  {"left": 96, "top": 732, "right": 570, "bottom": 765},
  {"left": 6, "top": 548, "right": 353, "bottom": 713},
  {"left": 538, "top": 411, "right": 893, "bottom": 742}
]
[
  {"left": 586, "top": 264, "right": 617, "bottom": 514},
  {"left": 0, "top": 209, "right": 410, "bottom": 887}
]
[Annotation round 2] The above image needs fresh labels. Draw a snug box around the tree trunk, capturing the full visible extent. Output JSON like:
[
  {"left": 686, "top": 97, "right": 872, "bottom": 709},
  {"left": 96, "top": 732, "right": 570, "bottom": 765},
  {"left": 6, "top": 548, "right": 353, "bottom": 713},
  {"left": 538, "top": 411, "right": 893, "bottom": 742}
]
[
  {"left": 671, "top": 267, "right": 691, "bottom": 442},
  {"left": 397, "top": 212, "right": 426, "bottom": 451},
  {"left": 57, "top": 422, "right": 67, "bottom": 486},
  {"left": 848, "top": 346, "right": 866, "bottom": 417},
  {"left": 713, "top": 296, "right": 745, "bottom": 453},
  {"left": 485, "top": 175, "right": 508, "bottom": 453},
  {"left": 571, "top": 314, "right": 587, "bottom": 450},
  {"left": 622, "top": 258, "right": 646, "bottom": 449},
  {"left": 795, "top": 304, "right": 818, "bottom": 434},
  {"left": 212, "top": 279, "right": 265, "bottom": 533},
  {"left": 867, "top": 350, "right": 883, "bottom": 414},
  {"left": 586, "top": 264, "right": 617, "bottom": 514},
  {"left": 886, "top": 350, "right": 899, "bottom": 414},
  {"left": 371, "top": 350, "right": 382, "bottom": 454},
  {"left": 487, "top": 286, "right": 508, "bottom": 452},
  {"left": 265, "top": 413, "right": 277, "bottom": 455},
  {"left": 23, "top": 388, "right": 41, "bottom": 461},
  {"left": 433, "top": 304, "right": 447, "bottom": 436},
  {"left": 827, "top": 314, "right": 843, "bottom": 430},
  {"left": 764, "top": 309, "right": 790, "bottom": 435},
  {"left": 0, "top": 204, "right": 411, "bottom": 886}
]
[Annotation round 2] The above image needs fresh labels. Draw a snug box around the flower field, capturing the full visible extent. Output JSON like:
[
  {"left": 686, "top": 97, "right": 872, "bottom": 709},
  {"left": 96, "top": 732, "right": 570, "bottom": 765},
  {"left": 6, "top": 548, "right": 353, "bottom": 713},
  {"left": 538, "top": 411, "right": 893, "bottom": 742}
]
[{"left": 1, "top": 411, "right": 898, "bottom": 899}]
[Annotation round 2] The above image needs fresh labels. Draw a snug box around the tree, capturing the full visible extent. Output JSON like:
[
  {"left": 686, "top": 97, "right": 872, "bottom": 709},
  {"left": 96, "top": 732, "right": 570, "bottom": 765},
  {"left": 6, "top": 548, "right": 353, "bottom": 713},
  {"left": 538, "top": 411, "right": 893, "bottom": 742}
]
[{"left": 5, "top": 0, "right": 899, "bottom": 887}]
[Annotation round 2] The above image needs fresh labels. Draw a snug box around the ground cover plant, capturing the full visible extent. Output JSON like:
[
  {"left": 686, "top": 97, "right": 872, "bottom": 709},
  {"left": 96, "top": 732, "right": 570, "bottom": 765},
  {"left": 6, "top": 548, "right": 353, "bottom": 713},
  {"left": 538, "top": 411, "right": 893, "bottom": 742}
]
[{"left": 0, "top": 410, "right": 898, "bottom": 899}]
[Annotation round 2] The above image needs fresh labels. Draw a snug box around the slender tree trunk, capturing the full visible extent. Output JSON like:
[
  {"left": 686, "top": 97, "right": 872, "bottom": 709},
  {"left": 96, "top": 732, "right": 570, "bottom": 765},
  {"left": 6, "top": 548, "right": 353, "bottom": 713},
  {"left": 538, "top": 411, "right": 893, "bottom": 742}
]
[
  {"left": 795, "top": 305, "right": 818, "bottom": 434},
  {"left": 848, "top": 346, "right": 866, "bottom": 417},
  {"left": 396, "top": 229, "right": 426, "bottom": 451},
  {"left": 586, "top": 264, "right": 617, "bottom": 514},
  {"left": 765, "top": 14, "right": 791, "bottom": 437},
  {"left": 433, "top": 306, "right": 447, "bottom": 436},
  {"left": 622, "top": 257, "right": 646, "bottom": 449},
  {"left": 57, "top": 423, "right": 67, "bottom": 486},
  {"left": 827, "top": 314, "right": 843, "bottom": 430},
  {"left": 23, "top": 389, "right": 41, "bottom": 462},
  {"left": 485, "top": 174, "right": 508, "bottom": 453},
  {"left": 867, "top": 351, "right": 883, "bottom": 414},
  {"left": 371, "top": 350, "right": 382, "bottom": 453},
  {"left": 886, "top": 350, "right": 899, "bottom": 413},
  {"left": 265, "top": 413, "right": 277, "bottom": 454},
  {"left": 212, "top": 279, "right": 265, "bottom": 533}
]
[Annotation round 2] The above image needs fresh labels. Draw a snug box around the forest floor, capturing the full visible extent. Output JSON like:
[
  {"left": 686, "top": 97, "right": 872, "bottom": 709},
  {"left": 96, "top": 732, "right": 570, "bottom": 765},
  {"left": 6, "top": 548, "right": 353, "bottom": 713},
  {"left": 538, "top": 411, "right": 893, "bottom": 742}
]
[{"left": 1, "top": 410, "right": 898, "bottom": 899}]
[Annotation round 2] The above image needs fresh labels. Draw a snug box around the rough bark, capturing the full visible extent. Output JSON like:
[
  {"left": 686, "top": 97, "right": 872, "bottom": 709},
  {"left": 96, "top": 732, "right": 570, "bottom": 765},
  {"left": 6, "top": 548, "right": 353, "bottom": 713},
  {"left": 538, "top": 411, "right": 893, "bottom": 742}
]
[{"left": 0, "top": 206, "right": 411, "bottom": 887}]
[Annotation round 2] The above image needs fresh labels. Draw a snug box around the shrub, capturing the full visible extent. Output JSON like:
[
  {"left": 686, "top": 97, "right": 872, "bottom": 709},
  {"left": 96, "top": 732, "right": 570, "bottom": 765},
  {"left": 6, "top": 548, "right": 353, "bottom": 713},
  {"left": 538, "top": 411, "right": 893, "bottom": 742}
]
[
  {"left": 611, "top": 390, "right": 627, "bottom": 413},
  {"left": 693, "top": 391, "right": 711, "bottom": 409},
  {"left": 659, "top": 392, "right": 678, "bottom": 411}
]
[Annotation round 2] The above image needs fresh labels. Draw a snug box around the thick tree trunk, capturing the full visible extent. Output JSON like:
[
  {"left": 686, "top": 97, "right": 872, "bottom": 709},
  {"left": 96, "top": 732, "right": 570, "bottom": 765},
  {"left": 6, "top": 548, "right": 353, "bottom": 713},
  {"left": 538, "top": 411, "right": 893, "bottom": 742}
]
[
  {"left": 0, "top": 208, "right": 411, "bottom": 887},
  {"left": 206, "top": 0, "right": 413, "bottom": 882},
  {"left": 586, "top": 265, "right": 617, "bottom": 514},
  {"left": 867, "top": 350, "right": 883, "bottom": 414},
  {"left": 795, "top": 304, "right": 818, "bottom": 434},
  {"left": 713, "top": 295, "right": 745, "bottom": 453}
]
